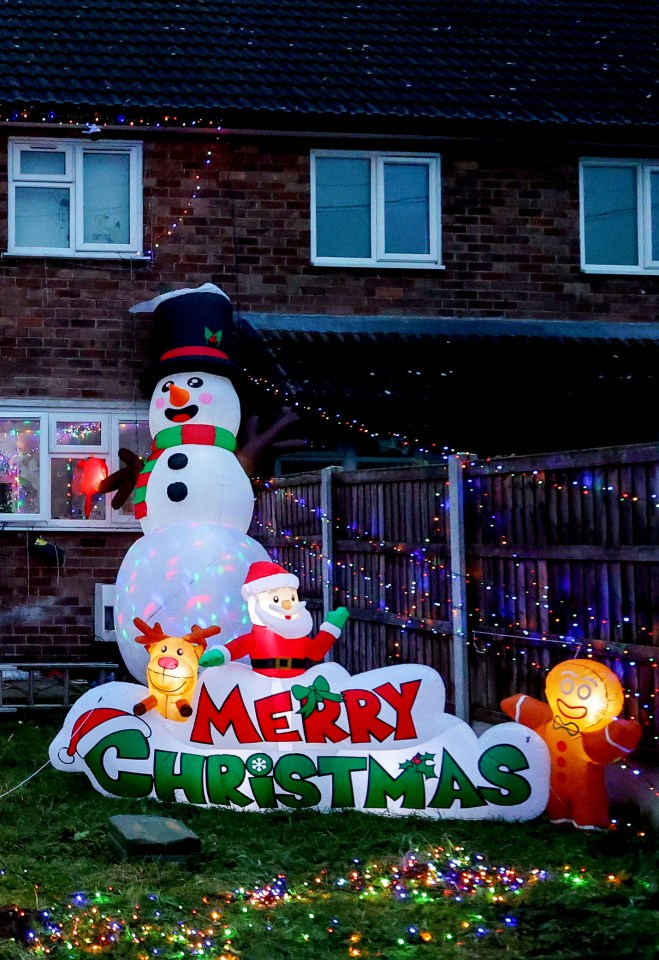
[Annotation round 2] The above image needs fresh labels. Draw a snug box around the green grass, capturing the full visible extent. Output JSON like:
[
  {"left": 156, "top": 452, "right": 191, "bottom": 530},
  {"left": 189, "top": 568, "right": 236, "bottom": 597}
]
[{"left": 0, "top": 716, "right": 658, "bottom": 959}]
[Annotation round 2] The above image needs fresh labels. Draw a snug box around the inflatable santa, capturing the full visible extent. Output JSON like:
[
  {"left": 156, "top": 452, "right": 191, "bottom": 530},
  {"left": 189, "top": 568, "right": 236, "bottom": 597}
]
[{"left": 199, "top": 560, "right": 349, "bottom": 678}]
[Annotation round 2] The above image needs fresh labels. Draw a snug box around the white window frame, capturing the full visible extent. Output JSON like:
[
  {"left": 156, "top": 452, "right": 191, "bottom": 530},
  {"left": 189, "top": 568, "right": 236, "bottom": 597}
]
[
  {"left": 579, "top": 157, "right": 659, "bottom": 275},
  {"left": 310, "top": 149, "right": 443, "bottom": 269},
  {"left": 7, "top": 137, "right": 144, "bottom": 259},
  {"left": 0, "top": 400, "right": 148, "bottom": 530}
]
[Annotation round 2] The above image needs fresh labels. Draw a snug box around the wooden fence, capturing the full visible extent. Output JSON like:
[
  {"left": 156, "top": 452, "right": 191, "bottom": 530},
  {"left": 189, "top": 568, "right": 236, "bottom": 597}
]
[{"left": 249, "top": 442, "right": 659, "bottom": 752}]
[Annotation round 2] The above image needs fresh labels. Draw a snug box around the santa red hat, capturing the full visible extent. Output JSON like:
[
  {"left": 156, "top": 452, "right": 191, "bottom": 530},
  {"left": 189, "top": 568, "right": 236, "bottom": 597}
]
[
  {"left": 58, "top": 706, "right": 150, "bottom": 764},
  {"left": 241, "top": 561, "right": 299, "bottom": 600}
]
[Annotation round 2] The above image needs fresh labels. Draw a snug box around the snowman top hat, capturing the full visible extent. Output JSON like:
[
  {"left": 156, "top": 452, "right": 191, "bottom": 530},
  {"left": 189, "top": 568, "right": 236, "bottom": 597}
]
[{"left": 132, "top": 283, "right": 245, "bottom": 396}]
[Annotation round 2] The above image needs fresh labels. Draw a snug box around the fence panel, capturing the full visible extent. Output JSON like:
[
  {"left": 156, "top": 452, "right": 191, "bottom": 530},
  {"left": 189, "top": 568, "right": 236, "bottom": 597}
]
[
  {"left": 464, "top": 443, "right": 659, "bottom": 751},
  {"left": 251, "top": 443, "right": 659, "bottom": 752}
]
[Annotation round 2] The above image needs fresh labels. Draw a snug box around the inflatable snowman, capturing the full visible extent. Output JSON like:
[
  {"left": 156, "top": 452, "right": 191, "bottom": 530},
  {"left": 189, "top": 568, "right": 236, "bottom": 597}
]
[{"left": 114, "top": 284, "right": 270, "bottom": 681}]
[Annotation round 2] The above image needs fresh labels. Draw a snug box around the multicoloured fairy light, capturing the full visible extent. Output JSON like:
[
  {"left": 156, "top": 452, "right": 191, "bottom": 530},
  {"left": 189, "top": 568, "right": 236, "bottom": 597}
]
[{"left": 1, "top": 848, "right": 561, "bottom": 957}]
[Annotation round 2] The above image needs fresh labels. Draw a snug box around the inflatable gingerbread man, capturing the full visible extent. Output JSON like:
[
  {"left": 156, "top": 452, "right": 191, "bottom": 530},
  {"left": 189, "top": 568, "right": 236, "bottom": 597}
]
[{"left": 501, "top": 658, "right": 642, "bottom": 829}]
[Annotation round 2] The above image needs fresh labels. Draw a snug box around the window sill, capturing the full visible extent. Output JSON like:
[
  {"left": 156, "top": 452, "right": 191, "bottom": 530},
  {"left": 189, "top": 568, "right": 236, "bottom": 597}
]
[
  {"left": 0, "top": 520, "right": 141, "bottom": 532},
  {"left": 311, "top": 260, "right": 445, "bottom": 271},
  {"left": 581, "top": 265, "right": 659, "bottom": 276},
  {"left": 2, "top": 251, "right": 152, "bottom": 263}
]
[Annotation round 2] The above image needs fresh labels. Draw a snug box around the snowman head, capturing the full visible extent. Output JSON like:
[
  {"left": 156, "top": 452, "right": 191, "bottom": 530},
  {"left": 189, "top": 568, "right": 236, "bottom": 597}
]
[{"left": 149, "top": 371, "right": 242, "bottom": 437}]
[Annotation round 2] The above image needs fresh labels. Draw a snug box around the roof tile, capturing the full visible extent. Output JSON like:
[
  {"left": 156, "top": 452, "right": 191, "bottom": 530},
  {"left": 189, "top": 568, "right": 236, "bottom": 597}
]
[{"left": 0, "top": 1, "right": 657, "bottom": 127}]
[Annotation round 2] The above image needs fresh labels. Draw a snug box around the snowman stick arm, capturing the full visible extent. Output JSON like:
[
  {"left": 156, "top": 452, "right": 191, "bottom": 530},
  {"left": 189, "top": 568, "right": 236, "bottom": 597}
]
[
  {"left": 96, "top": 447, "right": 144, "bottom": 509},
  {"left": 236, "top": 410, "right": 306, "bottom": 476}
]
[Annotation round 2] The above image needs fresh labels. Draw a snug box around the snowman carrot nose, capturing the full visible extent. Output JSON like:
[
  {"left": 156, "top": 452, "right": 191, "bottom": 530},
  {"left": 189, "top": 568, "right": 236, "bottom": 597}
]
[{"left": 169, "top": 383, "right": 190, "bottom": 407}]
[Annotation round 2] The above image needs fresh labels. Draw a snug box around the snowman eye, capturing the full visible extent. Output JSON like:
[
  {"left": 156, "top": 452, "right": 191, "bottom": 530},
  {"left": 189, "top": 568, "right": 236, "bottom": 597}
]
[
  {"left": 187, "top": 377, "right": 203, "bottom": 388},
  {"left": 161, "top": 381, "right": 174, "bottom": 393},
  {"left": 273, "top": 595, "right": 279, "bottom": 603}
]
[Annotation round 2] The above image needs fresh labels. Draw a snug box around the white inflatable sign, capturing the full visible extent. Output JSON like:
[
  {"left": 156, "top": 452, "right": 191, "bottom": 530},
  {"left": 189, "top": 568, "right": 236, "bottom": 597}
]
[{"left": 50, "top": 662, "right": 550, "bottom": 819}]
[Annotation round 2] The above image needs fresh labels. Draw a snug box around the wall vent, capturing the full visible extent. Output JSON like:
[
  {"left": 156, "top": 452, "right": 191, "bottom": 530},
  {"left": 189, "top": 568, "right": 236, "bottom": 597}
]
[{"left": 94, "top": 583, "right": 116, "bottom": 642}]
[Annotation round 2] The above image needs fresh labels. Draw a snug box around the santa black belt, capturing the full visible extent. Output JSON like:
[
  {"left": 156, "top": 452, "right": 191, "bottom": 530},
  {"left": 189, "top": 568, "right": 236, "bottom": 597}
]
[{"left": 251, "top": 657, "right": 315, "bottom": 670}]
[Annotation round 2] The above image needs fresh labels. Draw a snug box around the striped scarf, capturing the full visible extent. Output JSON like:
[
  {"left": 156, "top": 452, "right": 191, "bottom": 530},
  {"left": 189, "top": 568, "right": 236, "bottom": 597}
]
[{"left": 134, "top": 424, "right": 237, "bottom": 520}]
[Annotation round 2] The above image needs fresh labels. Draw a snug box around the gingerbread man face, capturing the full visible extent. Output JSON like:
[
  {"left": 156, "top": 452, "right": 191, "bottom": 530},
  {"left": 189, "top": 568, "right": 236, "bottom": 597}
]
[{"left": 544, "top": 659, "right": 623, "bottom": 733}]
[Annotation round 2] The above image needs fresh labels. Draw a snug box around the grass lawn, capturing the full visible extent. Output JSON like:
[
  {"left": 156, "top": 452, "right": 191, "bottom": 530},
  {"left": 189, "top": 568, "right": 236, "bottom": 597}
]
[{"left": 0, "top": 716, "right": 657, "bottom": 959}]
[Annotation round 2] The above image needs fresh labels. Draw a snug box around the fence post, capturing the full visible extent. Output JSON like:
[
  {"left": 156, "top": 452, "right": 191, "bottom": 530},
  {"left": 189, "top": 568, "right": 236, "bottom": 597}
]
[
  {"left": 320, "top": 466, "right": 340, "bottom": 620},
  {"left": 448, "top": 454, "right": 470, "bottom": 722}
]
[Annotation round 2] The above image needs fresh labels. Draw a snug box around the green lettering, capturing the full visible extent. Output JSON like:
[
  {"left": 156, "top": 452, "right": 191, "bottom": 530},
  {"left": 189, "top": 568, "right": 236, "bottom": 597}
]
[
  {"left": 317, "top": 756, "right": 367, "bottom": 807},
  {"left": 250, "top": 774, "right": 278, "bottom": 809},
  {"left": 478, "top": 744, "right": 531, "bottom": 806},
  {"left": 273, "top": 755, "right": 321, "bottom": 809},
  {"left": 429, "top": 749, "right": 484, "bottom": 810},
  {"left": 206, "top": 754, "right": 252, "bottom": 807},
  {"left": 364, "top": 756, "right": 426, "bottom": 809},
  {"left": 84, "top": 728, "right": 153, "bottom": 799},
  {"left": 153, "top": 750, "right": 206, "bottom": 804}
]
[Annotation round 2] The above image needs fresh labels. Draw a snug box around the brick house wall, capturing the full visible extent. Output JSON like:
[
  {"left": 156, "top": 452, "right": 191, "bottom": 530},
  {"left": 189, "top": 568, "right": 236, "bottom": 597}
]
[{"left": 1, "top": 128, "right": 658, "bottom": 660}]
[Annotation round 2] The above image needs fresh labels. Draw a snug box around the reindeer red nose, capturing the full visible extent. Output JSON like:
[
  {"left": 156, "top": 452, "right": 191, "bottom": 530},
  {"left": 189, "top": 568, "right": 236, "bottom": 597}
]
[{"left": 158, "top": 656, "right": 179, "bottom": 670}]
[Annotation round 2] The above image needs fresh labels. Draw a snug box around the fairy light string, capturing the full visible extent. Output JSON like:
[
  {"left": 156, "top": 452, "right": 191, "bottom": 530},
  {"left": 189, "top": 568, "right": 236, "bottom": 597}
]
[{"left": 8, "top": 844, "right": 648, "bottom": 958}]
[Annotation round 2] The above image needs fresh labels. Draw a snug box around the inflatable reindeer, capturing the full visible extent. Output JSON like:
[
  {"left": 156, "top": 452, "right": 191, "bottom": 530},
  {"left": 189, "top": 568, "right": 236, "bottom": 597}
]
[{"left": 132, "top": 617, "right": 220, "bottom": 721}]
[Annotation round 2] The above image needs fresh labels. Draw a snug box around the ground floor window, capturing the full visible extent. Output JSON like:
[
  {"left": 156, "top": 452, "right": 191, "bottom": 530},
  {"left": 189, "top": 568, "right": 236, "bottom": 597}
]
[{"left": 0, "top": 403, "right": 148, "bottom": 529}]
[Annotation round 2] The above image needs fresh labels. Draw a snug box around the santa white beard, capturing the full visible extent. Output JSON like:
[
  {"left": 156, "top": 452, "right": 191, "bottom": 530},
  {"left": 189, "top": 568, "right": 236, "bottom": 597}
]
[{"left": 251, "top": 596, "right": 314, "bottom": 639}]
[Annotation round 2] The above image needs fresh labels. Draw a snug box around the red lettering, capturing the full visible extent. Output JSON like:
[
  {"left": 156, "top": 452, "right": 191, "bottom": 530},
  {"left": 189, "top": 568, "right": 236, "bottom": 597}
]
[
  {"left": 190, "top": 684, "right": 262, "bottom": 745},
  {"left": 255, "top": 691, "right": 302, "bottom": 742},
  {"left": 302, "top": 698, "right": 349, "bottom": 743},
  {"left": 344, "top": 689, "right": 395, "bottom": 744},
  {"left": 374, "top": 680, "right": 421, "bottom": 740}
]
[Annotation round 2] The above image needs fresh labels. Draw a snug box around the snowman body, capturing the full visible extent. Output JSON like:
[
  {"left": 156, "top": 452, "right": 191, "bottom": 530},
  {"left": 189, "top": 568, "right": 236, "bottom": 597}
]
[
  {"left": 115, "top": 366, "right": 269, "bottom": 681},
  {"left": 135, "top": 371, "right": 255, "bottom": 534}
]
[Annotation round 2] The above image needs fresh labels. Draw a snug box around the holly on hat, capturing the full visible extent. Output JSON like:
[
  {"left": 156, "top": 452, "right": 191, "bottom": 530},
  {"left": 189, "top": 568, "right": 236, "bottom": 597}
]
[
  {"left": 241, "top": 561, "right": 299, "bottom": 600},
  {"left": 130, "top": 283, "right": 244, "bottom": 396}
]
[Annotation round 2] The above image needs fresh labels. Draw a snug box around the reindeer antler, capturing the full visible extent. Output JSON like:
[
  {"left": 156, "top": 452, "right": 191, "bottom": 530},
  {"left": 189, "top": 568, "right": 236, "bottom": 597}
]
[
  {"left": 133, "top": 618, "right": 168, "bottom": 646},
  {"left": 184, "top": 623, "right": 221, "bottom": 653}
]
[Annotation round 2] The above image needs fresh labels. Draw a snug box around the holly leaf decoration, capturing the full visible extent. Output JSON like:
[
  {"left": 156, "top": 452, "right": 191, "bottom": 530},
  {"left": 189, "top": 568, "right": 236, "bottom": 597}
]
[
  {"left": 204, "top": 327, "right": 223, "bottom": 346},
  {"left": 399, "top": 752, "right": 436, "bottom": 778}
]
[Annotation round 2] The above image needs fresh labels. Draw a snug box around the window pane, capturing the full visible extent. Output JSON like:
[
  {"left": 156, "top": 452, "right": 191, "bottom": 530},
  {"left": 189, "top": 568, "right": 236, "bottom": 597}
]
[
  {"left": 20, "top": 150, "right": 66, "bottom": 176},
  {"left": 384, "top": 162, "right": 430, "bottom": 254},
  {"left": 315, "top": 157, "right": 371, "bottom": 258},
  {"left": 15, "top": 186, "right": 70, "bottom": 248},
  {"left": 0, "top": 419, "right": 40, "bottom": 515},
  {"left": 116, "top": 420, "right": 151, "bottom": 517},
  {"left": 582, "top": 165, "right": 638, "bottom": 265},
  {"left": 651, "top": 172, "right": 659, "bottom": 262},
  {"left": 52, "top": 457, "right": 107, "bottom": 520},
  {"left": 54, "top": 420, "right": 103, "bottom": 447},
  {"left": 83, "top": 152, "right": 130, "bottom": 244}
]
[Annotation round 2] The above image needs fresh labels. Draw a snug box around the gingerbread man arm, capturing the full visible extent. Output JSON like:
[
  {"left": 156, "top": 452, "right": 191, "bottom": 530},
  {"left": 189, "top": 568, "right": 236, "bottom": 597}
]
[
  {"left": 501, "top": 694, "right": 553, "bottom": 731},
  {"left": 581, "top": 718, "right": 642, "bottom": 764}
]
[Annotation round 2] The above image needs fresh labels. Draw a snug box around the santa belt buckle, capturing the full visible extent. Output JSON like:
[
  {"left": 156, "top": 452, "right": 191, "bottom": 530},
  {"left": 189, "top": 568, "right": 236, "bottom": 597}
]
[{"left": 275, "top": 657, "right": 294, "bottom": 669}]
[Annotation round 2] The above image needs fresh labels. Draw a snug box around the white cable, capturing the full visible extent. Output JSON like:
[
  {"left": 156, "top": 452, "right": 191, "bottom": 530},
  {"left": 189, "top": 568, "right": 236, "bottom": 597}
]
[{"left": 0, "top": 760, "right": 50, "bottom": 800}]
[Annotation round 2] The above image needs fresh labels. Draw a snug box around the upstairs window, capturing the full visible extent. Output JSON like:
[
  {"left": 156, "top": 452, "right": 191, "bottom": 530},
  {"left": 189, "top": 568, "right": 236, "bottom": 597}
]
[
  {"left": 7, "top": 138, "right": 143, "bottom": 258},
  {"left": 310, "top": 150, "right": 442, "bottom": 268},
  {"left": 580, "top": 158, "right": 659, "bottom": 274},
  {"left": 0, "top": 405, "right": 149, "bottom": 529}
]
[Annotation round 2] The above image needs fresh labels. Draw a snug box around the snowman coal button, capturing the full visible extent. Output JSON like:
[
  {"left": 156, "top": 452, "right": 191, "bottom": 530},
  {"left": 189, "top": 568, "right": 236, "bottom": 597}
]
[
  {"left": 168, "top": 453, "right": 188, "bottom": 470},
  {"left": 167, "top": 481, "right": 188, "bottom": 502}
]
